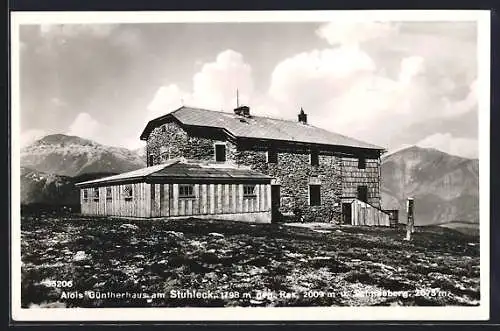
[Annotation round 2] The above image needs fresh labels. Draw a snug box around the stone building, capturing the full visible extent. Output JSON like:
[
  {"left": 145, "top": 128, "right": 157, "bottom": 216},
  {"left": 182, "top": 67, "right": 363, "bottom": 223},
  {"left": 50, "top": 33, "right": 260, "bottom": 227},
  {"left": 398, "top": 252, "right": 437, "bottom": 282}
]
[{"left": 140, "top": 106, "right": 387, "bottom": 224}]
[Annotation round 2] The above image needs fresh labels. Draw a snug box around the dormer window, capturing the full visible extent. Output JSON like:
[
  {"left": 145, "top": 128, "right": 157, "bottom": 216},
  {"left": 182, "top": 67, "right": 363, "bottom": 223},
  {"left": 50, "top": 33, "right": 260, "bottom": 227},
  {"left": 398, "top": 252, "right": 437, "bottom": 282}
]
[
  {"left": 214, "top": 143, "right": 226, "bottom": 162},
  {"left": 267, "top": 148, "right": 278, "bottom": 164}
]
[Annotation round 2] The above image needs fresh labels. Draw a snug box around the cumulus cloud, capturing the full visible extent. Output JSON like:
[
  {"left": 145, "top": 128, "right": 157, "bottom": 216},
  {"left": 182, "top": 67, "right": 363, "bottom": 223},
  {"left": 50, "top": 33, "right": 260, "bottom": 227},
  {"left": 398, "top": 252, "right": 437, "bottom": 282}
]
[
  {"left": 147, "top": 49, "right": 254, "bottom": 120},
  {"left": 266, "top": 22, "right": 477, "bottom": 149},
  {"left": 316, "top": 21, "right": 399, "bottom": 46},
  {"left": 441, "top": 79, "right": 478, "bottom": 117},
  {"left": 66, "top": 112, "right": 143, "bottom": 149},
  {"left": 267, "top": 47, "right": 433, "bottom": 146},
  {"left": 67, "top": 112, "right": 103, "bottom": 139},
  {"left": 416, "top": 133, "right": 478, "bottom": 159},
  {"left": 269, "top": 46, "right": 376, "bottom": 105},
  {"left": 143, "top": 21, "right": 477, "bottom": 152},
  {"left": 147, "top": 84, "right": 185, "bottom": 120},
  {"left": 192, "top": 50, "right": 253, "bottom": 109}
]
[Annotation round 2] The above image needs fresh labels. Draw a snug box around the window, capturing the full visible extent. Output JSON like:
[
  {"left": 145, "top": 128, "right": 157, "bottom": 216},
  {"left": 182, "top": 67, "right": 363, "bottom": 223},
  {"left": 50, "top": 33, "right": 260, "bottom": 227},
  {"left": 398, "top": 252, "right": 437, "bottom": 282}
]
[
  {"left": 106, "top": 187, "right": 112, "bottom": 201},
  {"left": 267, "top": 148, "right": 278, "bottom": 164},
  {"left": 310, "top": 150, "right": 319, "bottom": 166},
  {"left": 151, "top": 184, "right": 155, "bottom": 200},
  {"left": 357, "top": 185, "right": 368, "bottom": 203},
  {"left": 83, "top": 189, "right": 88, "bottom": 202},
  {"left": 123, "top": 185, "right": 133, "bottom": 201},
  {"left": 179, "top": 184, "right": 194, "bottom": 198},
  {"left": 159, "top": 146, "right": 169, "bottom": 160},
  {"left": 358, "top": 156, "right": 366, "bottom": 169},
  {"left": 148, "top": 154, "right": 155, "bottom": 167},
  {"left": 215, "top": 144, "right": 226, "bottom": 162},
  {"left": 93, "top": 188, "right": 100, "bottom": 202},
  {"left": 309, "top": 185, "right": 321, "bottom": 206},
  {"left": 243, "top": 184, "right": 256, "bottom": 198}
]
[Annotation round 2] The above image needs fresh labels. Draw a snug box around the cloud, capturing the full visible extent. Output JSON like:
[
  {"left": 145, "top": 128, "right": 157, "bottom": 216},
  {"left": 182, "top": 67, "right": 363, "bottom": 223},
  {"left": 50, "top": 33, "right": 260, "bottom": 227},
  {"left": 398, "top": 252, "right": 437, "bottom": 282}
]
[
  {"left": 192, "top": 49, "right": 254, "bottom": 110},
  {"left": 265, "top": 22, "right": 477, "bottom": 150},
  {"left": 269, "top": 46, "right": 376, "bottom": 105},
  {"left": 40, "top": 24, "right": 117, "bottom": 39},
  {"left": 143, "top": 22, "right": 477, "bottom": 153},
  {"left": 67, "top": 112, "right": 103, "bottom": 139},
  {"left": 20, "top": 129, "right": 46, "bottom": 147},
  {"left": 147, "top": 84, "right": 185, "bottom": 120},
  {"left": 267, "top": 48, "right": 432, "bottom": 146},
  {"left": 416, "top": 133, "right": 478, "bottom": 159},
  {"left": 399, "top": 56, "right": 425, "bottom": 85},
  {"left": 441, "top": 79, "right": 478, "bottom": 117},
  {"left": 147, "top": 49, "right": 254, "bottom": 119},
  {"left": 316, "top": 21, "right": 399, "bottom": 46}
]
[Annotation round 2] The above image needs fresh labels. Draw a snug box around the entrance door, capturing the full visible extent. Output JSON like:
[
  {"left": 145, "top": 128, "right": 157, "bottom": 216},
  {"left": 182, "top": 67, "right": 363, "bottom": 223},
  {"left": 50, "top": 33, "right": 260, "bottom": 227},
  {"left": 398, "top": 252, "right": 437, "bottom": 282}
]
[
  {"left": 271, "top": 185, "right": 281, "bottom": 222},
  {"left": 342, "top": 203, "right": 352, "bottom": 224}
]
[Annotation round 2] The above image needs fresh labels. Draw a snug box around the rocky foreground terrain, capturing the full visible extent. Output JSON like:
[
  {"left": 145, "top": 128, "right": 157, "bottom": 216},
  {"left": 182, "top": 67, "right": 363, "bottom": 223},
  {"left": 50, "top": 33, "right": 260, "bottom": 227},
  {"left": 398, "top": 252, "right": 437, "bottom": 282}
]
[{"left": 21, "top": 213, "right": 480, "bottom": 308}]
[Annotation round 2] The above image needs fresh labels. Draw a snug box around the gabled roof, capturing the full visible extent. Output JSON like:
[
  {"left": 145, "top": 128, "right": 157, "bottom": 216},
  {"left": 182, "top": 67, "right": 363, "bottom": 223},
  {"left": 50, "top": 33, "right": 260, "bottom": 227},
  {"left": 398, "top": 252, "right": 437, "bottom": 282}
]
[
  {"left": 140, "top": 106, "right": 384, "bottom": 151},
  {"left": 75, "top": 159, "right": 272, "bottom": 187}
]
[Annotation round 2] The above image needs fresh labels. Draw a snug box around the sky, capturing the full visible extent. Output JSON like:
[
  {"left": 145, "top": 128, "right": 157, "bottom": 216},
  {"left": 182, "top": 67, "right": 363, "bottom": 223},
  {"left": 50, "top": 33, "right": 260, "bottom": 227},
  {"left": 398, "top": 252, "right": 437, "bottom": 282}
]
[{"left": 18, "top": 20, "right": 479, "bottom": 158}]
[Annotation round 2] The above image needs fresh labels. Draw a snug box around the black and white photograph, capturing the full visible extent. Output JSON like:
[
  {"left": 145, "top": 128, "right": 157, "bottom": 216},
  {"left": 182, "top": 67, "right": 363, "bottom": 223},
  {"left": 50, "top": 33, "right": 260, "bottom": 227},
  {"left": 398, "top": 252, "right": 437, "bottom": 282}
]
[{"left": 10, "top": 10, "right": 490, "bottom": 321}]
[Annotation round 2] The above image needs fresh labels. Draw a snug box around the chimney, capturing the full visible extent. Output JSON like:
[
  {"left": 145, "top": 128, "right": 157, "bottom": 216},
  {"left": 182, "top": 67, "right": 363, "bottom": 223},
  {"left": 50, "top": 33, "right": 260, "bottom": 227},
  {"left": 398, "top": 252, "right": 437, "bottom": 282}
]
[
  {"left": 298, "top": 107, "right": 307, "bottom": 124},
  {"left": 234, "top": 105, "right": 250, "bottom": 117}
]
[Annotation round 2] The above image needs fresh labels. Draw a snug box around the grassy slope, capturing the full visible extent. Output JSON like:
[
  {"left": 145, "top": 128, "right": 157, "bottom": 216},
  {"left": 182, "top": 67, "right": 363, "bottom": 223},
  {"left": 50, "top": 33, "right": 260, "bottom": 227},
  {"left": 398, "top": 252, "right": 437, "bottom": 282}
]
[{"left": 21, "top": 214, "right": 480, "bottom": 308}]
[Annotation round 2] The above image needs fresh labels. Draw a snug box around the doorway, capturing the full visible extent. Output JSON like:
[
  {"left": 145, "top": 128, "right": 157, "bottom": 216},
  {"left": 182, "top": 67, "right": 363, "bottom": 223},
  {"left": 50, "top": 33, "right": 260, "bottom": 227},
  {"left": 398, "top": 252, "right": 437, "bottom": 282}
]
[
  {"left": 271, "top": 185, "right": 281, "bottom": 222},
  {"left": 342, "top": 203, "right": 352, "bottom": 225}
]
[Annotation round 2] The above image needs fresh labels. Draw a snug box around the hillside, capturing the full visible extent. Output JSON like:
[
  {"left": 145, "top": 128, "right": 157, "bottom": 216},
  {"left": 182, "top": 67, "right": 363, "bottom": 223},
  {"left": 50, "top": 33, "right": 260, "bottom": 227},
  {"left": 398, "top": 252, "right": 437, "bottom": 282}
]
[
  {"left": 20, "top": 167, "right": 78, "bottom": 206},
  {"left": 20, "top": 167, "right": 118, "bottom": 208},
  {"left": 21, "top": 134, "right": 145, "bottom": 177},
  {"left": 381, "top": 146, "right": 479, "bottom": 226}
]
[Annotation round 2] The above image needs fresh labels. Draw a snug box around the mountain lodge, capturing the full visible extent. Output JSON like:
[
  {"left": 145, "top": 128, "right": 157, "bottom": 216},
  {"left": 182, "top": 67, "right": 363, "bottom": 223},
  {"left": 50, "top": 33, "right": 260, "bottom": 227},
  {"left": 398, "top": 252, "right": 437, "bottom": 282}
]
[{"left": 77, "top": 105, "right": 390, "bottom": 225}]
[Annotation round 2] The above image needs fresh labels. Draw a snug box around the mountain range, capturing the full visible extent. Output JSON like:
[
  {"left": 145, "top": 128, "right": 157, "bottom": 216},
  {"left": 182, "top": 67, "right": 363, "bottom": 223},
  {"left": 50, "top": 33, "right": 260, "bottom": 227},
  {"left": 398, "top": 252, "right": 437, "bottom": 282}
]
[
  {"left": 21, "top": 134, "right": 145, "bottom": 177},
  {"left": 19, "top": 134, "right": 479, "bottom": 226},
  {"left": 381, "top": 146, "right": 479, "bottom": 226}
]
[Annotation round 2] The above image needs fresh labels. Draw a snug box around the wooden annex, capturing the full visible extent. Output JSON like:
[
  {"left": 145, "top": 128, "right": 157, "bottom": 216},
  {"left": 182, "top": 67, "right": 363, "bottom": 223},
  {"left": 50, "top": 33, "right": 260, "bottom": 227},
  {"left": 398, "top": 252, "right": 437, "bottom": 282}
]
[{"left": 75, "top": 159, "right": 273, "bottom": 223}]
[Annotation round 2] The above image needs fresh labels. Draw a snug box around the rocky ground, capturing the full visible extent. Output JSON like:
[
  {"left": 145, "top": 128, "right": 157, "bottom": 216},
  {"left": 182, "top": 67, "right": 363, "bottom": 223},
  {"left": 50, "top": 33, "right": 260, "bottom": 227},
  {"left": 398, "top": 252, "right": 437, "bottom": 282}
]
[{"left": 21, "top": 212, "right": 480, "bottom": 308}]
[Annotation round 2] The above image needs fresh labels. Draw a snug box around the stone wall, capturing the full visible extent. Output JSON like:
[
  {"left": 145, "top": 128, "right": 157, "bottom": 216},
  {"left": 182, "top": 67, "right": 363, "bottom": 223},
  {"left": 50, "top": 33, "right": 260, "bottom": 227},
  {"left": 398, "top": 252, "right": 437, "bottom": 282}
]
[
  {"left": 146, "top": 121, "right": 381, "bottom": 222},
  {"left": 146, "top": 122, "right": 237, "bottom": 165},
  {"left": 233, "top": 149, "right": 342, "bottom": 222},
  {"left": 341, "top": 157, "right": 381, "bottom": 208}
]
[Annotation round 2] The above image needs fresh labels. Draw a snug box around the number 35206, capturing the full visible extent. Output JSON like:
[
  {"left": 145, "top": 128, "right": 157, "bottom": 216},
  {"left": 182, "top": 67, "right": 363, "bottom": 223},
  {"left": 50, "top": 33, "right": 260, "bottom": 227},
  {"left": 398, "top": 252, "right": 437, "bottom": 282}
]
[{"left": 46, "top": 280, "right": 73, "bottom": 288}]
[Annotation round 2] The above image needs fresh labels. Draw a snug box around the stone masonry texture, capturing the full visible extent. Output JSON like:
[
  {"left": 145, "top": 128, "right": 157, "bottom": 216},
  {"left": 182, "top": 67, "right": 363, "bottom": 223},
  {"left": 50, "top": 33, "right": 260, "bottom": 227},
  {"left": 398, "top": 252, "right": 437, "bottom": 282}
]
[{"left": 146, "top": 121, "right": 381, "bottom": 222}]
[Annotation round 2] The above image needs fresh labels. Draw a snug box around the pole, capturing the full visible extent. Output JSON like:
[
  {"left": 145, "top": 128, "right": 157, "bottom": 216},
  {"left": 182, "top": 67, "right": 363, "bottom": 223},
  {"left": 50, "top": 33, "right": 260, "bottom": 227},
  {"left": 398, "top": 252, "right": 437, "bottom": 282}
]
[{"left": 405, "top": 197, "right": 414, "bottom": 241}]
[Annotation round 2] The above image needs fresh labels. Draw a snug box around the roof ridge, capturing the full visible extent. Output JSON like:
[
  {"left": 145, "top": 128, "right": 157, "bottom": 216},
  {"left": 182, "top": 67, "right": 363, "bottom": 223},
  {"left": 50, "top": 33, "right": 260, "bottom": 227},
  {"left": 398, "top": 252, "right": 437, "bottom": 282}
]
[
  {"left": 179, "top": 105, "right": 301, "bottom": 124},
  {"left": 176, "top": 106, "right": 382, "bottom": 149}
]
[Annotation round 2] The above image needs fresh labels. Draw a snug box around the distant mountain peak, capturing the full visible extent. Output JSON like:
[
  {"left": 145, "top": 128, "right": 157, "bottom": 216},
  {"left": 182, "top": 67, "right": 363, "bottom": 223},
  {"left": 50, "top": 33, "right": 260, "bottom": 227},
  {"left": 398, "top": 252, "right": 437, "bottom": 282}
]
[
  {"left": 381, "top": 144, "right": 479, "bottom": 226},
  {"left": 384, "top": 145, "right": 475, "bottom": 161},
  {"left": 21, "top": 133, "right": 146, "bottom": 177},
  {"left": 31, "top": 134, "right": 98, "bottom": 147}
]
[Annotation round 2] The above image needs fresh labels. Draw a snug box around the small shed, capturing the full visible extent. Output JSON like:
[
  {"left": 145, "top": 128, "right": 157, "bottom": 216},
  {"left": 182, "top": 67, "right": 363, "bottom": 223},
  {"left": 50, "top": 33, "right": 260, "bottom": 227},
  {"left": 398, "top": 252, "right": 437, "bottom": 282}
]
[{"left": 75, "top": 159, "right": 273, "bottom": 223}]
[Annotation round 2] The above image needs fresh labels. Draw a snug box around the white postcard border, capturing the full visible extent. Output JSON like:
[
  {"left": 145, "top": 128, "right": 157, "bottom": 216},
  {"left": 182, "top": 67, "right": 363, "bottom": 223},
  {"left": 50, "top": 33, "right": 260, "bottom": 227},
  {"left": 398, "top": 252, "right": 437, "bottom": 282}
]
[{"left": 10, "top": 9, "right": 491, "bottom": 322}]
